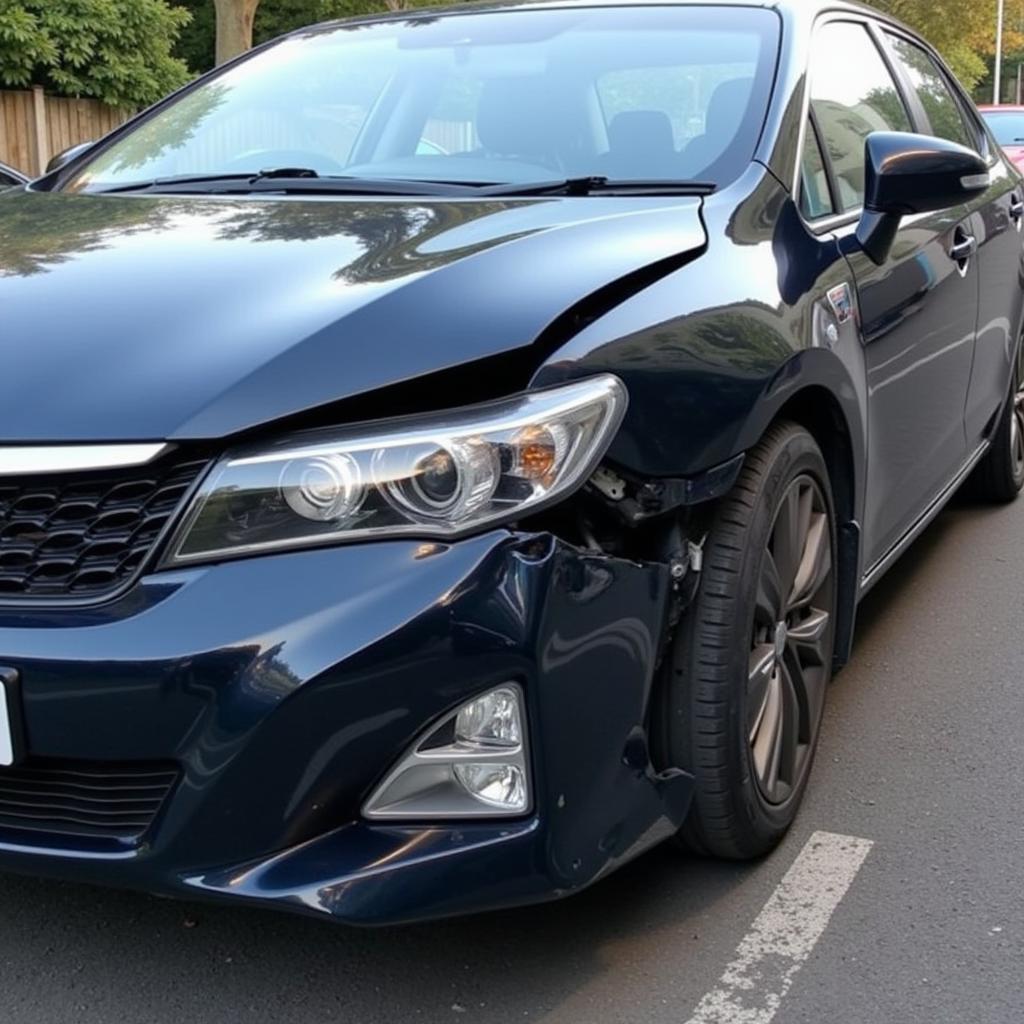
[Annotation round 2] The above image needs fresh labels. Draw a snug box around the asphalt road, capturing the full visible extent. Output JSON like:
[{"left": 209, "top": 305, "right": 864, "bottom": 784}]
[{"left": 0, "top": 488, "right": 1021, "bottom": 1024}]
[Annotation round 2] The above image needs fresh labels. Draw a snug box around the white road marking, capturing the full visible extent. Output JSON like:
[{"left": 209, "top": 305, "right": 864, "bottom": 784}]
[{"left": 684, "top": 830, "right": 874, "bottom": 1024}]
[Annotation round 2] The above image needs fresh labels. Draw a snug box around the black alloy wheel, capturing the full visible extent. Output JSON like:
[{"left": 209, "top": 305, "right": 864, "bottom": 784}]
[
  {"left": 748, "top": 474, "right": 833, "bottom": 805},
  {"left": 1011, "top": 344, "right": 1024, "bottom": 484}
]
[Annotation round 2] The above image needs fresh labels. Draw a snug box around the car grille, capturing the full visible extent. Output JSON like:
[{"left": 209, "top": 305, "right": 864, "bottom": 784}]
[
  {"left": 0, "top": 452, "right": 209, "bottom": 600},
  {"left": 0, "top": 759, "right": 179, "bottom": 843}
]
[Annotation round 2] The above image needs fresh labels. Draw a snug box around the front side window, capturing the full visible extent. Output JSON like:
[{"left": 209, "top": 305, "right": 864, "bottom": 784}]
[
  {"left": 65, "top": 6, "right": 780, "bottom": 193},
  {"left": 885, "top": 33, "right": 975, "bottom": 150},
  {"left": 809, "top": 21, "right": 912, "bottom": 212}
]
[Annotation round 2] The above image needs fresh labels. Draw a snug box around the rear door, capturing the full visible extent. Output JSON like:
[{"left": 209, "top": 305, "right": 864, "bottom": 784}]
[
  {"left": 808, "top": 18, "right": 979, "bottom": 573},
  {"left": 881, "top": 29, "right": 1024, "bottom": 448}
]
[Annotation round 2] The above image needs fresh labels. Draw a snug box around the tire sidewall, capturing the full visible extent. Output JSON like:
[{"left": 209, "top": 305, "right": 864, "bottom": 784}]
[{"left": 668, "top": 425, "right": 837, "bottom": 854}]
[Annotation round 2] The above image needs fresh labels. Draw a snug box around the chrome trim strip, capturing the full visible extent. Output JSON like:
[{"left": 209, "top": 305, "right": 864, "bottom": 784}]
[
  {"left": 860, "top": 440, "right": 988, "bottom": 594},
  {"left": 0, "top": 443, "right": 168, "bottom": 476}
]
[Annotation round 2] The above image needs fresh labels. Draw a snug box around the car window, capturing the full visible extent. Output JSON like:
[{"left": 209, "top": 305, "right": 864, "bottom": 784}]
[
  {"left": 982, "top": 110, "right": 1024, "bottom": 146},
  {"left": 799, "top": 118, "right": 834, "bottom": 219},
  {"left": 65, "top": 6, "right": 780, "bottom": 192},
  {"left": 809, "top": 21, "right": 912, "bottom": 212},
  {"left": 884, "top": 33, "right": 974, "bottom": 150}
]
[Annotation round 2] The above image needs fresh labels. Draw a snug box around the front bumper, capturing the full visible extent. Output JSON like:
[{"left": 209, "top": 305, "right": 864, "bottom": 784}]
[{"left": 0, "top": 531, "right": 692, "bottom": 924}]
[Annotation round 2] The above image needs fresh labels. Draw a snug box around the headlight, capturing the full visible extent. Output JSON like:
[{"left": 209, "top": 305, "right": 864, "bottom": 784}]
[{"left": 165, "top": 374, "right": 626, "bottom": 564}]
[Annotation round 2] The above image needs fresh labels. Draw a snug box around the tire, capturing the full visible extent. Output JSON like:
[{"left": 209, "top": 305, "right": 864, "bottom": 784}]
[
  {"left": 972, "top": 344, "right": 1024, "bottom": 503},
  {"left": 660, "top": 422, "right": 837, "bottom": 859}
]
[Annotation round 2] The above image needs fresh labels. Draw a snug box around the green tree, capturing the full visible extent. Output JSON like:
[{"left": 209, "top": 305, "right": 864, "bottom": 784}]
[
  {"left": 0, "top": 0, "right": 192, "bottom": 108},
  {"left": 867, "top": 0, "right": 1015, "bottom": 92},
  {"left": 175, "top": 0, "right": 461, "bottom": 75}
]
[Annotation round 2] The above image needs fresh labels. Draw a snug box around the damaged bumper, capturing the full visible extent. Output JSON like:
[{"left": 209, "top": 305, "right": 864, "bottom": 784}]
[{"left": 0, "top": 531, "right": 692, "bottom": 924}]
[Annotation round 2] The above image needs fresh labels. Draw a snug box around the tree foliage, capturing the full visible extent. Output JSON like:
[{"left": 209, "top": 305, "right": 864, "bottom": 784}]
[
  {"left": 867, "top": 0, "right": 1024, "bottom": 91},
  {"left": 0, "top": 0, "right": 192, "bottom": 108},
  {"left": 175, "top": 0, "right": 456, "bottom": 74}
]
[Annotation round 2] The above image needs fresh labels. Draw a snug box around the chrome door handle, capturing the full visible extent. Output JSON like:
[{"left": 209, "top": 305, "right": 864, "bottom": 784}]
[{"left": 1011, "top": 194, "right": 1024, "bottom": 230}]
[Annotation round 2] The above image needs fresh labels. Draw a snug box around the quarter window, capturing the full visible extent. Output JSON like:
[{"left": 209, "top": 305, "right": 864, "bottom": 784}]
[
  {"left": 884, "top": 34, "right": 975, "bottom": 151},
  {"left": 799, "top": 118, "right": 834, "bottom": 219},
  {"left": 809, "top": 22, "right": 911, "bottom": 212}
]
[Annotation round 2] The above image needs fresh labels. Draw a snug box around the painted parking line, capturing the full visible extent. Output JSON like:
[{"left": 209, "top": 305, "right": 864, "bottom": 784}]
[{"left": 684, "top": 830, "right": 874, "bottom": 1024}]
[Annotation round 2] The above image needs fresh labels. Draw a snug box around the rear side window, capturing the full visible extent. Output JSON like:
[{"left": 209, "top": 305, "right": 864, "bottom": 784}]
[
  {"left": 884, "top": 33, "right": 975, "bottom": 150},
  {"left": 809, "top": 21, "right": 912, "bottom": 212}
]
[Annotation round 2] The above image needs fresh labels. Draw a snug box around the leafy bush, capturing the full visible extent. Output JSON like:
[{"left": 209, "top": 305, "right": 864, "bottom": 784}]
[{"left": 0, "top": 0, "right": 192, "bottom": 108}]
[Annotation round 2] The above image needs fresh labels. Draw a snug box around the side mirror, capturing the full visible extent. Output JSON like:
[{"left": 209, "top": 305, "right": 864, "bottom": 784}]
[
  {"left": 856, "top": 131, "right": 989, "bottom": 265},
  {"left": 45, "top": 141, "right": 95, "bottom": 175}
]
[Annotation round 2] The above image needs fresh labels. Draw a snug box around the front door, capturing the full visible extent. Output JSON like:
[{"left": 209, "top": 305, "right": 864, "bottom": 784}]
[{"left": 807, "top": 18, "right": 979, "bottom": 571}]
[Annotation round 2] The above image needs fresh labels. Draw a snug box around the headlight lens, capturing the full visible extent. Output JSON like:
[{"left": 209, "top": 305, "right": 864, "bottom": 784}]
[{"left": 166, "top": 374, "right": 626, "bottom": 564}]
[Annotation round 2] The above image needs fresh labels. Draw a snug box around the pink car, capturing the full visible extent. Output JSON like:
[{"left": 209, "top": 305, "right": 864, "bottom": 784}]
[{"left": 979, "top": 104, "right": 1024, "bottom": 172}]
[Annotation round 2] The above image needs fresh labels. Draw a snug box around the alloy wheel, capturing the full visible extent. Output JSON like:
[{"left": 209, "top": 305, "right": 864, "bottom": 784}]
[
  {"left": 747, "top": 474, "right": 834, "bottom": 805},
  {"left": 1012, "top": 344, "right": 1024, "bottom": 482}
]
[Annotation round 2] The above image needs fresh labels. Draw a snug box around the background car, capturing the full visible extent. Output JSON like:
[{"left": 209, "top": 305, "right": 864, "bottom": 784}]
[
  {"left": 978, "top": 104, "right": 1024, "bottom": 172},
  {"left": 0, "top": 161, "right": 26, "bottom": 188}
]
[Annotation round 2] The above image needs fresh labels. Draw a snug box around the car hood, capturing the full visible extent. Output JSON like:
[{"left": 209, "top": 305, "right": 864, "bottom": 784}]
[{"left": 0, "top": 190, "right": 705, "bottom": 442}]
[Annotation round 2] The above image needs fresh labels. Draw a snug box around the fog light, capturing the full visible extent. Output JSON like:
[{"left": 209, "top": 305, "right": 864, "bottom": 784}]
[
  {"left": 453, "top": 763, "right": 527, "bottom": 810},
  {"left": 362, "top": 684, "right": 530, "bottom": 820},
  {"left": 455, "top": 686, "right": 521, "bottom": 747}
]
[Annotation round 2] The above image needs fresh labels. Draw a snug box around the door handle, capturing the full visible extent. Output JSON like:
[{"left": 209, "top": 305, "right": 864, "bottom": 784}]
[
  {"left": 949, "top": 227, "right": 976, "bottom": 275},
  {"left": 1011, "top": 193, "right": 1024, "bottom": 229}
]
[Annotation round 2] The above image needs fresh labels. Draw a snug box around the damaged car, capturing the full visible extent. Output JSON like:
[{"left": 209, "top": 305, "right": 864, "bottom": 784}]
[{"left": 0, "top": 0, "right": 1022, "bottom": 925}]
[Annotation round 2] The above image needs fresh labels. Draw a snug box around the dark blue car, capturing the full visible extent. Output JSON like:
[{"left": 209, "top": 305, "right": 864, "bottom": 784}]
[{"left": 0, "top": 0, "right": 1021, "bottom": 924}]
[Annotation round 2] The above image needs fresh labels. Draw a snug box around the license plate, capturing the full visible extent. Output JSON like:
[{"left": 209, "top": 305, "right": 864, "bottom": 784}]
[{"left": 0, "top": 669, "right": 24, "bottom": 767}]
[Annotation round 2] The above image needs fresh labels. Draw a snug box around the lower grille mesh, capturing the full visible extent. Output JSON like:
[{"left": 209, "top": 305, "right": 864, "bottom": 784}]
[{"left": 0, "top": 759, "right": 179, "bottom": 843}]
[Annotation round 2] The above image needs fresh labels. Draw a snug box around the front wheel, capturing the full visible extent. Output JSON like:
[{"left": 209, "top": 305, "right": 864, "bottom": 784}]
[{"left": 660, "top": 423, "right": 837, "bottom": 859}]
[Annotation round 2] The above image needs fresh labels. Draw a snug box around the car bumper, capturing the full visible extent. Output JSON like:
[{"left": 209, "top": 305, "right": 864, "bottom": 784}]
[{"left": 0, "top": 531, "right": 692, "bottom": 924}]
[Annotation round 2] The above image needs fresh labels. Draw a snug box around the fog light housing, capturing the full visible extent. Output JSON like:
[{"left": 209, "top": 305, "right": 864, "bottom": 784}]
[{"left": 363, "top": 684, "right": 530, "bottom": 820}]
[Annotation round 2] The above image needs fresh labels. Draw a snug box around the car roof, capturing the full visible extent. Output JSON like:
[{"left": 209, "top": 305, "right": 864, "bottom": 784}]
[
  {"left": 978, "top": 104, "right": 1024, "bottom": 112},
  {"left": 301, "top": 0, "right": 903, "bottom": 36}
]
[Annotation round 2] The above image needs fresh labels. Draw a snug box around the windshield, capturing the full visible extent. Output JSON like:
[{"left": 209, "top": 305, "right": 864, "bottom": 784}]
[
  {"left": 982, "top": 110, "right": 1024, "bottom": 146},
  {"left": 65, "top": 5, "right": 779, "bottom": 193}
]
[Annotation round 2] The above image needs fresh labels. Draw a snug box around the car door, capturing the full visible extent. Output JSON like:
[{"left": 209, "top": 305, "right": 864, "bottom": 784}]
[
  {"left": 807, "top": 18, "right": 979, "bottom": 573},
  {"left": 880, "top": 29, "right": 1024, "bottom": 449}
]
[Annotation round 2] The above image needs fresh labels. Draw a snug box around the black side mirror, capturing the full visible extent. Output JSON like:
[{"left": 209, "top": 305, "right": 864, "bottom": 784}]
[
  {"left": 856, "top": 131, "right": 990, "bottom": 265},
  {"left": 45, "top": 141, "right": 95, "bottom": 175}
]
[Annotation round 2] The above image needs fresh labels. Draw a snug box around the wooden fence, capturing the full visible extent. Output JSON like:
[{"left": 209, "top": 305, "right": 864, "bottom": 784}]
[{"left": 0, "top": 88, "right": 130, "bottom": 178}]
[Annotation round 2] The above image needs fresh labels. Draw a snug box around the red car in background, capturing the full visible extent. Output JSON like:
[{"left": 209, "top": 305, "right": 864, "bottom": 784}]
[{"left": 979, "top": 105, "right": 1024, "bottom": 172}]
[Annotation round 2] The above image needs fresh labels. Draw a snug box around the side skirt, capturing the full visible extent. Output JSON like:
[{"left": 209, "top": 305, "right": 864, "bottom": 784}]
[{"left": 858, "top": 441, "right": 989, "bottom": 598}]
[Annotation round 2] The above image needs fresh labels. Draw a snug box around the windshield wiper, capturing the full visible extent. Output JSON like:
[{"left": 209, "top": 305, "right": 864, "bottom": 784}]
[
  {"left": 93, "top": 170, "right": 309, "bottom": 194},
  {"left": 91, "top": 171, "right": 492, "bottom": 197},
  {"left": 88, "top": 171, "right": 715, "bottom": 199},
  {"left": 478, "top": 176, "right": 716, "bottom": 197}
]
